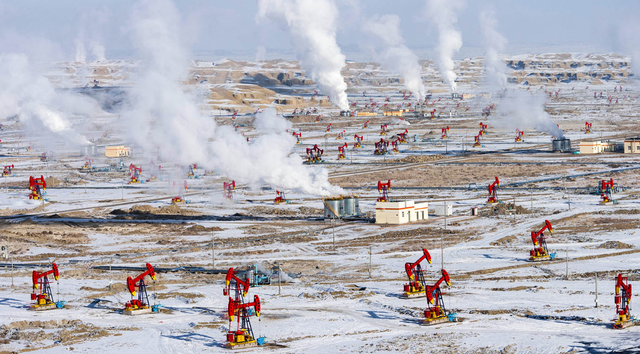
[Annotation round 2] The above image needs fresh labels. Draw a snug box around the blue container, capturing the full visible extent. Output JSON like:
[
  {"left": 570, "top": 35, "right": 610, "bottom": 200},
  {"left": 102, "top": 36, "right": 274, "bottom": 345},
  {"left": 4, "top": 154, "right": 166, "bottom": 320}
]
[{"left": 257, "top": 337, "right": 266, "bottom": 346}]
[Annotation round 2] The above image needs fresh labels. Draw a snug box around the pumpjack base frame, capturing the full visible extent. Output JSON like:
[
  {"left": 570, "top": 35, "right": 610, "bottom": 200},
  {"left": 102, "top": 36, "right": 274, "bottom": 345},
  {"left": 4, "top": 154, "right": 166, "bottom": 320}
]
[
  {"left": 226, "top": 340, "right": 257, "bottom": 350},
  {"left": 600, "top": 201, "right": 616, "bottom": 205},
  {"left": 613, "top": 320, "right": 634, "bottom": 329},
  {"left": 528, "top": 256, "right": 551, "bottom": 262},
  {"left": 401, "top": 291, "right": 425, "bottom": 299},
  {"left": 123, "top": 307, "right": 153, "bottom": 316},
  {"left": 421, "top": 316, "right": 450, "bottom": 326},
  {"left": 29, "top": 303, "right": 59, "bottom": 311}
]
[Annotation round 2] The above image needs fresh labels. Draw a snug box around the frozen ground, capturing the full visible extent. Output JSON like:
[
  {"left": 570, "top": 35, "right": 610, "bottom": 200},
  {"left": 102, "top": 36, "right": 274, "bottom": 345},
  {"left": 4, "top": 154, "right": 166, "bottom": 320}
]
[{"left": 2, "top": 54, "right": 640, "bottom": 353}]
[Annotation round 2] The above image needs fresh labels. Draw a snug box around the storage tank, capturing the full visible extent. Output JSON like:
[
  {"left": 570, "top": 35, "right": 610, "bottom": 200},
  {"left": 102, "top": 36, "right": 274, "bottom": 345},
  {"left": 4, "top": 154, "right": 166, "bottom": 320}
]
[
  {"left": 343, "top": 197, "right": 355, "bottom": 216},
  {"left": 323, "top": 198, "right": 342, "bottom": 219},
  {"left": 552, "top": 138, "right": 571, "bottom": 152}
]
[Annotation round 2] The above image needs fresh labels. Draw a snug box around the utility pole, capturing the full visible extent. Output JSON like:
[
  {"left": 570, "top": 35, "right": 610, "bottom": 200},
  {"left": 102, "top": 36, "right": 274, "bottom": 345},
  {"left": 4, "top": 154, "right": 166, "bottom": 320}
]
[
  {"left": 368, "top": 246, "right": 372, "bottom": 279},
  {"left": 530, "top": 187, "right": 533, "bottom": 211},
  {"left": 332, "top": 217, "right": 336, "bottom": 250},
  {"left": 565, "top": 248, "right": 569, "bottom": 279},
  {"left": 595, "top": 271, "right": 598, "bottom": 308},
  {"left": 567, "top": 179, "right": 572, "bottom": 210},
  {"left": 211, "top": 232, "right": 215, "bottom": 268},
  {"left": 121, "top": 181, "right": 124, "bottom": 200},
  {"left": 442, "top": 200, "right": 446, "bottom": 270},
  {"left": 277, "top": 261, "right": 281, "bottom": 296}
]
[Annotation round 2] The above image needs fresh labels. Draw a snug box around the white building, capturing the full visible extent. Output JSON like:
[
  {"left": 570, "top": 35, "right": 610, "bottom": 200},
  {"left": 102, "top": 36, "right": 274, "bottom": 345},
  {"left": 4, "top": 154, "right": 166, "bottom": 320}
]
[
  {"left": 579, "top": 140, "right": 621, "bottom": 154},
  {"left": 375, "top": 200, "right": 429, "bottom": 225}
]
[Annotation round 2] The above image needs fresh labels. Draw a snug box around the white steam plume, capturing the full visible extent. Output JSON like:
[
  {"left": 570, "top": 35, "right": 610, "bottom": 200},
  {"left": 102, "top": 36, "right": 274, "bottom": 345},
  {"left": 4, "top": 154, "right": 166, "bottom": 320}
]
[
  {"left": 0, "top": 54, "right": 95, "bottom": 146},
  {"left": 127, "top": 0, "right": 342, "bottom": 196},
  {"left": 257, "top": 0, "right": 349, "bottom": 110},
  {"left": 90, "top": 41, "right": 106, "bottom": 61},
  {"left": 212, "top": 109, "right": 342, "bottom": 196},
  {"left": 426, "top": 0, "right": 464, "bottom": 92},
  {"left": 494, "top": 90, "right": 563, "bottom": 138},
  {"left": 479, "top": 10, "right": 508, "bottom": 89},
  {"left": 127, "top": 0, "right": 213, "bottom": 164},
  {"left": 363, "top": 14, "right": 426, "bottom": 100},
  {"left": 74, "top": 37, "right": 86, "bottom": 63}
]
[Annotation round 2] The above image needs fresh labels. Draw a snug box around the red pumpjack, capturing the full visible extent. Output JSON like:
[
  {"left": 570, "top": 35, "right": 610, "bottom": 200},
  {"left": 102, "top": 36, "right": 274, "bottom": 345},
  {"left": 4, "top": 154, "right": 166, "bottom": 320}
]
[
  {"left": 487, "top": 177, "right": 499, "bottom": 204},
  {"left": 479, "top": 122, "right": 487, "bottom": 135},
  {"left": 585, "top": 122, "right": 592, "bottom": 134},
  {"left": 613, "top": 273, "right": 634, "bottom": 329},
  {"left": 338, "top": 143, "right": 348, "bottom": 160},
  {"left": 374, "top": 138, "right": 389, "bottom": 155},
  {"left": 423, "top": 269, "right": 452, "bottom": 326},
  {"left": 224, "top": 268, "right": 263, "bottom": 349},
  {"left": 224, "top": 181, "right": 236, "bottom": 200},
  {"left": 474, "top": 132, "right": 482, "bottom": 148},
  {"left": 441, "top": 126, "right": 450, "bottom": 139},
  {"left": 124, "top": 263, "right": 156, "bottom": 315},
  {"left": 129, "top": 164, "right": 142, "bottom": 184},
  {"left": 354, "top": 134, "right": 363, "bottom": 148},
  {"left": 3, "top": 164, "right": 14, "bottom": 176},
  {"left": 30, "top": 263, "right": 62, "bottom": 311},
  {"left": 391, "top": 139, "right": 400, "bottom": 153},
  {"left": 377, "top": 180, "right": 391, "bottom": 202},
  {"left": 402, "top": 249, "right": 432, "bottom": 298},
  {"left": 172, "top": 181, "right": 188, "bottom": 203},
  {"left": 306, "top": 144, "right": 324, "bottom": 164},
  {"left": 600, "top": 178, "right": 616, "bottom": 204},
  {"left": 274, "top": 190, "right": 288, "bottom": 204},
  {"left": 29, "top": 176, "right": 46, "bottom": 200},
  {"left": 529, "top": 220, "right": 554, "bottom": 261},
  {"left": 515, "top": 129, "right": 524, "bottom": 142},
  {"left": 380, "top": 124, "right": 388, "bottom": 136},
  {"left": 398, "top": 129, "right": 408, "bottom": 143},
  {"left": 292, "top": 131, "right": 302, "bottom": 144}
]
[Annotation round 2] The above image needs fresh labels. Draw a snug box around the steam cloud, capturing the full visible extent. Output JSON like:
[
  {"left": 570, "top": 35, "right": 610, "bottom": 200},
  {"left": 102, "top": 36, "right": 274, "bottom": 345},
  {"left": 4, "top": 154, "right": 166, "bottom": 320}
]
[
  {"left": 90, "top": 41, "right": 106, "bottom": 62},
  {"left": 127, "top": 0, "right": 342, "bottom": 196},
  {"left": 0, "top": 53, "right": 95, "bottom": 146},
  {"left": 479, "top": 10, "right": 508, "bottom": 89},
  {"left": 363, "top": 14, "right": 426, "bottom": 100},
  {"left": 494, "top": 90, "right": 563, "bottom": 138},
  {"left": 257, "top": 0, "right": 349, "bottom": 110},
  {"left": 75, "top": 37, "right": 86, "bottom": 63},
  {"left": 426, "top": 0, "right": 464, "bottom": 92}
]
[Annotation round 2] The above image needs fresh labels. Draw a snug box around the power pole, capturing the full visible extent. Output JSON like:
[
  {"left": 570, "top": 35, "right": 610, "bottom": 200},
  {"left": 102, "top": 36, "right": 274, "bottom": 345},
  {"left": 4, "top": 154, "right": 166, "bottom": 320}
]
[
  {"left": 595, "top": 271, "right": 598, "bottom": 308},
  {"left": 211, "top": 232, "right": 215, "bottom": 268},
  {"left": 277, "top": 261, "right": 281, "bottom": 296},
  {"left": 368, "top": 246, "right": 372, "bottom": 279},
  {"left": 332, "top": 218, "right": 336, "bottom": 250},
  {"left": 442, "top": 200, "right": 446, "bottom": 270},
  {"left": 565, "top": 248, "right": 569, "bottom": 279}
]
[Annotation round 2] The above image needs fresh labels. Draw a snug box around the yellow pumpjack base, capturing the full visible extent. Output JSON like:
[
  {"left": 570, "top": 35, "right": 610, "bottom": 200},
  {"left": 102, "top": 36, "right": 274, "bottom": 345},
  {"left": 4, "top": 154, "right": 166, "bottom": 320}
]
[
  {"left": 401, "top": 291, "right": 426, "bottom": 299},
  {"left": 29, "top": 302, "right": 59, "bottom": 311},
  {"left": 528, "top": 255, "right": 551, "bottom": 262},
  {"left": 226, "top": 340, "right": 257, "bottom": 350},
  {"left": 123, "top": 307, "right": 153, "bottom": 316},
  {"left": 421, "top": 316, "right": 450, "bottom": 326}
]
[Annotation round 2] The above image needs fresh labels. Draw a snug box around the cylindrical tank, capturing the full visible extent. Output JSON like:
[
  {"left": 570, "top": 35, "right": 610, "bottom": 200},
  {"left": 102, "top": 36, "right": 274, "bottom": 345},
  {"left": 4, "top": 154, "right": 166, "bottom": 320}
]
[
  {"left": 343, "top": 197, "right": 355, "bottom": 216},
  {"left": 324, "top": 198, "right": 342, "bottom": 219},
  {"left": 552, "top": 138, "right": 571, "bottom": 152}
]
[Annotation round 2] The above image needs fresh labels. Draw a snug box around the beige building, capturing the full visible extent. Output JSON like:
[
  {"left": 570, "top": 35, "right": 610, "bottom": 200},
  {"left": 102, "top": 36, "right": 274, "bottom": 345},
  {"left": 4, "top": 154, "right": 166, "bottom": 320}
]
[
  {"left": 382, "top": 109, "right": 405, "bottom": 117},
  {"left": 375, "top": 200, "right": 429, "bottom": 225},
  {"left": 354, "top": 111, "right": 377, "bottom": 117},
  {"left": 105, "top": 145, "right": 131, "bottom": 158},
  {"left": 624, "top": 138, "right": 640, "bottom": 154},
  {"left": 579, "top": 140, "right": 621, "bottom": 154}
]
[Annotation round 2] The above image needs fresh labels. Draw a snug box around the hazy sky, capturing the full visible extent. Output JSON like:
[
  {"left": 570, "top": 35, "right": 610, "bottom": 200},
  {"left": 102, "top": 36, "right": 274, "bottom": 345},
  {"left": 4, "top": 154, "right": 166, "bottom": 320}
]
[{"left": 0, "top": 0, "right": 637, "bottom": 62}]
